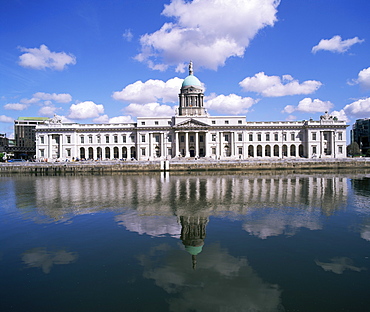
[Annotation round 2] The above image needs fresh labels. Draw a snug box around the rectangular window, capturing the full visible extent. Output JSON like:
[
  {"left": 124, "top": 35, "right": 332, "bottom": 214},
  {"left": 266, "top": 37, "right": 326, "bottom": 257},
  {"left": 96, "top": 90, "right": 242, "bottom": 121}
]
[
  {"left": 141, "top": 148, "right": 146, "bottom": 156},
  {"left": 155, "top": 135, "right": 160, "bottom": 143},
  {"left": 155, "top": 121, "right": 159, "bottom": 125},
  {"left": 312, "top": 133, "right": 317, "bottom": 140},
  {"left": 141, "top": 121, "right": 145, "bottom": 125},
  {"left": 81, "top": 136, "right": 84, "bottom": 144},
  {"left": 190, "top": 136, "right": 194, "bottom": 143},
  {"left": 181, "top": 136, "right": 184, "bottom": 142},
  {"left": 274, "top": 133, "right": 278, "bottom": 141},
  {"left": 339, "top": 146, "right": 343, "bottom": 153},
  {"left": 265, "top": 133, "right": 270, "bottom": 141},
  {"left": 130, "top": 136, "right": 135, "bottom": 143},
  {"left": 66, "top": 149, "right": 71, "bottom": 157},
  {"left": 212, "top": 147, "right": 216, "bottom": 155},
  {"left": 238, "top": 134, "right": 242, "bottom": 141},
  {"left": 238, "top": 120, "right": 242, "bottom": 124},
  {"left": 291, "top": 133, "right": 295, "bottom": 141},
  {"left": 238, "top": 147, "right": 243, "bottom": 155},
  {"left": 225, "top": 134, "right": 229, "bottom": 142},
  {"left": 212, "top": 120, "right": 216, "bottom": 124},
  {"left": 67, "top": 136, "right": 71, "bottom": 144},
  {"left": 168, "top": 135, "right": 172, "bottom": 142},
  {"left": 114, "top": 136, "right": 118, "bottom": 143},
  {"left": 313, "top": 146, "right": 317, "bottom": 154},
  {"left": 212, "top": 134, "right": 216, "bottom": 142},
  {"left": 40, "top": 136, "right": 44, "bottom": 144},
  {"left": 97, "top": 136, "right": 101, "bottom": 144},
  {"left": 106, "top": 136, "right": 109, "bottom": 143},
  {"left": 40, "top": 149, "right": 44, "bottom": 157},
  {"left": 168, "top": 121, "right": 172, "bottom": 125},
  {"left": 89, "top": 136, "right": 92, "bottom": 143},
  {"left": 122, "top": 136, "right": 126, "bottom": 143},
  {"left": 338, "top": 132, "right": 343, "bottom": 140},
  {"left": 257, "top": 134, "right": 261, "bottom": 141},
  {"left": 324, "top": 133, "right": 328, "bottom": 140},
  {"left": 283, "top": 133, "right": 287, "bottom": 141},
  {"left": 225, "top": 120, "right": 229, "bottom": 124},
  {"left": 142, "top": 135, "right": 145, "bottom": 143},
  {"left": 199, "top": 135, "right": 203, "bottom": 142}
]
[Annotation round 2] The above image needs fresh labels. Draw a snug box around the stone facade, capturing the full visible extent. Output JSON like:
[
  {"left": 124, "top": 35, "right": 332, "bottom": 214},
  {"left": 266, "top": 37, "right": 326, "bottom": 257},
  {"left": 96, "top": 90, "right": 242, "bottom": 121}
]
[{"left": 35, "top": 64, "right": 348, "bottom": 161}]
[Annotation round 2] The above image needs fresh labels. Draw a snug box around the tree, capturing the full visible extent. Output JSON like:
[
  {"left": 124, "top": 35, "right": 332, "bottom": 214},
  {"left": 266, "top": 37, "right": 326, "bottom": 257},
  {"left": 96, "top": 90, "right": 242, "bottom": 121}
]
[{"left": 347, "top": 142, "right": 361, "bottom": 157}]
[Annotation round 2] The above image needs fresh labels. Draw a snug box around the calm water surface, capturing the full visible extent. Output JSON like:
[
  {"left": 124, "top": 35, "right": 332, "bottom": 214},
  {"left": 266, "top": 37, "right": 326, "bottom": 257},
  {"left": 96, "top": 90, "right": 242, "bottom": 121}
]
[{"left": 1, "top": 172, "right": 370, "bottom": 312}]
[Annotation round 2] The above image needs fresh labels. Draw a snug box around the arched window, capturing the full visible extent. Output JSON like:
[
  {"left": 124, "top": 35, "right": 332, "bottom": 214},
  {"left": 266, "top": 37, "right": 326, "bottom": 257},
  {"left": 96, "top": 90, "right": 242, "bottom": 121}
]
[
  {"left": 257, "top": 145, "right": 262, "bottom": 157},
  {"left": 114, "top": 147, "right": 119, "bottom": 159},
  {"left": 88, "top": 147, "right": 93, "bottom": 160},
  {"left": 105, "top": 147, "right": 110, "bottom": 159},
  {"left": 274, "top": 145, "right": 279, "bottom": 157},
  {"left": 290, "top": 145, "right": 296, "bottom": 157},
  {"left": 248, "top": 145, "right": 254, "bottom": 157},
  {"left": 122, "top": 147, "right": 127, "bottom": 159},
  {"left": 80, "top": 147, "right": 85, "bottom": 160},
  {"left": 97, "top": 147, "right": 102, "bottom": 160},
  {"left": 265, "top": 145, "right": 271, "bottom": 157}
]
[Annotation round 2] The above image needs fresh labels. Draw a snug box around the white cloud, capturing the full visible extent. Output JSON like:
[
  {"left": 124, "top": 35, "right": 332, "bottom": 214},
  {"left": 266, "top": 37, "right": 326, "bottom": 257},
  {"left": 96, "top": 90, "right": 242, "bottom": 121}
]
[
  {"left": 32, "top": 92, "right": 72, "bottom": 103},
  {"left": 240, "top": 72, "right": 322, "bottom": 97},
  {"left": 38, "top": 106, "right": 60, "bottom": 117},
  {"left": 350, "top": 67, "right": 370, "bottom": 90},
  {"left": 315, "top": 257, "right": 365, "bottom": 274},
  {"left": 285, "top": 115, "right": 297, "bottom": 121},
  {"left": 312, "top": 35, "right": 364, "bottom": 54},
  {"left": 112, "top": 78, "right": 183, "bottom": 104},
  {"left": 205, "top": 93, "right": 257, "bottom": 115},
  {"left": 109, "top": 116, "right": 135, "bottom": 123},
  {"left": 4, "top": 103, "right": 28, "bottom": 111},
  {"left": 331, "top": 109, "right": 349, "bottom": 122},
  {"left": 282, "top": 98, "right": 334, "bottom": 114},
  {"left": 124, "top": 103, "right": 175, "bottom": 117},
  {"left": 18, "top": 44, "right": 76, "bottom": 70},
  {"left": 67, "top": 101, "right": 104, "bottom": 119},
  {"left": 122, "top": 29, "right": 133, "bottom": 42},
  {"left": 135, "top": 0, "right": 280, "bottom": 71},
  {"left": 0, "top": 115, "right": 14, "bottom": 123},
  {"left": 93, "top": 114, "right": 109, "bottom": 123},
  {"left": 343, "top": 97, "right": 370, "bottom": 119}
]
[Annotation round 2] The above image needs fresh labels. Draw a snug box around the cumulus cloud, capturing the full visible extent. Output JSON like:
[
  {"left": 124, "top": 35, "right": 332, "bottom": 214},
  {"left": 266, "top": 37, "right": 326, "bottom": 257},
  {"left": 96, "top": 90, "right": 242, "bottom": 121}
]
[
  {"left": 92, "top": 114, "right": 109, "bottom": 123},
  {"left": 282, "top": 98, "right": 334, "bottom": 114},
  {"left": 109, "top": 115, "right": 135, "bottom": 123},
  {"left": 312, "top": 35, "right": 364, "bottom": 54},
  {"left": 4, "top": 103, "right": 28, "bottom": 111},
  {"left": 139, "top": 243, "right": 282, "bottom": 311},
  {"left": 350, "top": 67, "right": 370, "bottom": 90},
  {"left": 18, "top": 44, "right": 76, "bottom": 70},
  {"left": 315, "top": 257, "right": 366, "bottom": 274},
  {"left": 113, "top": 78, "right": 183, "bottom": 104},
  {"left": 38, "top": 106, "right": 60, "bottom": 117},
  {"left": 342, "top": 97, "right": 370, "bottom": 119},
  {"left": 205, "top": 93, "right": 257, "bottom": 115},
  {"left": 0, "top": 115, "right": 14, "bottom": 123},
  {"left": 67, "top": 101, "right": 105, "bottom": 119},
  {"left": 31, "top": 92, "right": 72, "bottom": 103},
  {"left": 22, "top": 247, "right": 78, "bottom": 274},
  {"left": 331, "top": 109, "right": 349, "bottom": 122},
  {"left": 135, "top": 0, "right": 280, "bottom": 71},
  {"left": 240, "top": 72, "right": 322, "bottom": 97},
  {"left": 124, "top": 103, "right": 175, "bottom": 117}
]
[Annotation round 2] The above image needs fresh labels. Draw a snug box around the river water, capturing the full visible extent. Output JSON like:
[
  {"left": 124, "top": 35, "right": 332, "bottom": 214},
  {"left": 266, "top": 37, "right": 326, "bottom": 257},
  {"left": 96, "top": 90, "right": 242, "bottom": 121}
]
[{"left": 1, "top": 172, "right": 370, "bottom": 312}]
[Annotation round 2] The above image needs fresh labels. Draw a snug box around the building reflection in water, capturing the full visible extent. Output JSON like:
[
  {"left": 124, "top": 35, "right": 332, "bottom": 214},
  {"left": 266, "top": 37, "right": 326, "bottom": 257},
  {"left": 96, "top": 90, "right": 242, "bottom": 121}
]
[{"left": 179, "top": 215, "right": 208, "bottom": 269}]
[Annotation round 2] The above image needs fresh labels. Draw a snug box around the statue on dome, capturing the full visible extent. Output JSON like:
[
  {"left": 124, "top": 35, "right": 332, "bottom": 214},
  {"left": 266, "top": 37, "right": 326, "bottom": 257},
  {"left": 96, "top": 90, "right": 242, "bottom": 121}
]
[{"left": 189, "top": 61, "right": 193, "bottom": 75}]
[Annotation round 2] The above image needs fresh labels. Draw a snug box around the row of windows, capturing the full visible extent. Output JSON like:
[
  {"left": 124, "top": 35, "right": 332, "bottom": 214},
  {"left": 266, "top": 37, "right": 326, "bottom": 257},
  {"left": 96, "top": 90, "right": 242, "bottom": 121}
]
[
  {"left": 140, "top": 120, "right": 244, "bottom": 126},
  {"left": 311, "top": 132, "right": 343, "bottom": 140}
]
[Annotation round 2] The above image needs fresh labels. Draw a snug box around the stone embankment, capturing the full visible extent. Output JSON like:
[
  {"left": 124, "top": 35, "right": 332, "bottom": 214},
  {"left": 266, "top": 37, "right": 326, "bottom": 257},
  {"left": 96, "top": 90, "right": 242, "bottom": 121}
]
[{"left": 1, "top": 158, "right": 370, "bottom": 174}]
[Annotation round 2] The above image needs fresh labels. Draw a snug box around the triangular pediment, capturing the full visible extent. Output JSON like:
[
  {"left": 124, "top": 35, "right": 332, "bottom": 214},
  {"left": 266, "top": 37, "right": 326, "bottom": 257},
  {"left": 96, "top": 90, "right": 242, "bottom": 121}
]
[{"left": 173, "top": 118, "right": 209, "bottom": 129}]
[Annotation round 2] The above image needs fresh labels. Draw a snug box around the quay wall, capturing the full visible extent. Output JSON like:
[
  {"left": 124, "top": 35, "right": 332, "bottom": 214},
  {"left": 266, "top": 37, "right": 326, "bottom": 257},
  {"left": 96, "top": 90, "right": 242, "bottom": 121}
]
[{"left": 1, "top": 158, "right": 370, "bottom": 174}]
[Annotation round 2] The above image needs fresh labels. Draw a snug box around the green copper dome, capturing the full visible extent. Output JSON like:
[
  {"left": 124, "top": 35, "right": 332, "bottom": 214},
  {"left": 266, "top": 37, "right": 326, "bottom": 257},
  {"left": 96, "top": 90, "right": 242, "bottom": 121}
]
[
  {"left": 182, "top": 74, "right": 202, "bottom": 87},
  {"left": 185, "top": 245, "right": 203, "bottom": 256}
]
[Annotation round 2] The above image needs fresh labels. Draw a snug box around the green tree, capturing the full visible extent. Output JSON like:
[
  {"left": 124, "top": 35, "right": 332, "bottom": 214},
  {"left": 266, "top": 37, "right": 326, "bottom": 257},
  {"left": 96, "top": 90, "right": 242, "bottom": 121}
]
[{"left": 347, "top": 142, "right": 361, "bottom": 157}]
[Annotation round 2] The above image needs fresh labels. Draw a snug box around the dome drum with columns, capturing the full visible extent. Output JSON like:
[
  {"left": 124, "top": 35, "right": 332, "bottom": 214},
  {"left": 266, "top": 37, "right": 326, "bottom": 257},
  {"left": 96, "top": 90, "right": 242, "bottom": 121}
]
[{"left": 35, "top": 62, "right": 348, "bottom": 161}]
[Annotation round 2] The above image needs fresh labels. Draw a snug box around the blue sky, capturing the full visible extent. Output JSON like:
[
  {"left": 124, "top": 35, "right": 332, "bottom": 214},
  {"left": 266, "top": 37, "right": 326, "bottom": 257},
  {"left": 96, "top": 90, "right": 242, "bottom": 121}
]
[{"left": 1, "top": 0, "right": 370, "bottom": 138}]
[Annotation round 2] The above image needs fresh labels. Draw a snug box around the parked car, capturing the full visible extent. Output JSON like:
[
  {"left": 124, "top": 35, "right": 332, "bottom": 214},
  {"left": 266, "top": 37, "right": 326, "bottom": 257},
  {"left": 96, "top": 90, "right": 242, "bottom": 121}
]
[{"left": 8, "top": 159, "right": 26, "bottom": 162}]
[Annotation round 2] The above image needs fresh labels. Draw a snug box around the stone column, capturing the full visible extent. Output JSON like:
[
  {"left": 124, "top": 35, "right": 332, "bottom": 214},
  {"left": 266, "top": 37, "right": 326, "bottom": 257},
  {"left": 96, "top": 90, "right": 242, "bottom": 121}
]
[
  {"left": 195, "top": 132, "right": 199, "bottom": 157},
  {"left": 185, "top": 132, "right": 189, "bottom": 157},
  {"left": 176, "top": 132, "right": 180, "bottom": 156}
]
